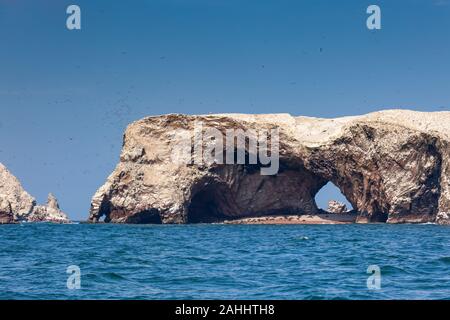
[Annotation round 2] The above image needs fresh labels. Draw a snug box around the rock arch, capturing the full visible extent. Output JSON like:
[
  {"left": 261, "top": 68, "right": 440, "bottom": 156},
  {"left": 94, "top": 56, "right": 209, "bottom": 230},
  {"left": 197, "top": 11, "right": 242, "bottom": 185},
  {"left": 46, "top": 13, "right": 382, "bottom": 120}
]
[
  {"left": 303, "top": 124, "right": 442, "bottom": 223},
  {"left": 89, "top": 111, "right": 450, "bottom": 224}
]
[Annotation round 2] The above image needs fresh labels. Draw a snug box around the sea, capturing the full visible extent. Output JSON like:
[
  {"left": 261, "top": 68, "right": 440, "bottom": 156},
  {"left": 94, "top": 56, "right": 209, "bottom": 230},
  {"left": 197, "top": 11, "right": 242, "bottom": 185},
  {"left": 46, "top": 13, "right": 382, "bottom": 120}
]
[{"left": 0, "top": 223, "right": 449, "bottom": 300}]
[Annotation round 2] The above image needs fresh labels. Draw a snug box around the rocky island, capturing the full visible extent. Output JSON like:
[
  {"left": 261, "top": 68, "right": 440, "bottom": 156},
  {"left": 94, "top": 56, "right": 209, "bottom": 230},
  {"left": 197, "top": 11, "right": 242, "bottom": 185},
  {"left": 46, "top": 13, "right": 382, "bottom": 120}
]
[
  {"left": 88, "top": 109, "right": 449, "bottom": 225},
  {"left": 0, "top": 163, "right": 70, "bottom": 224}
]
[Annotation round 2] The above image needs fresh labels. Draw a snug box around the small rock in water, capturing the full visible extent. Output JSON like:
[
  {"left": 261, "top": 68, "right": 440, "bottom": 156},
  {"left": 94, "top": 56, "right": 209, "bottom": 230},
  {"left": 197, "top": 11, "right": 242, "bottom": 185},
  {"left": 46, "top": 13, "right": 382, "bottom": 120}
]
[{"left": 327, "top": 200, "right": 348, "bottom": 214}]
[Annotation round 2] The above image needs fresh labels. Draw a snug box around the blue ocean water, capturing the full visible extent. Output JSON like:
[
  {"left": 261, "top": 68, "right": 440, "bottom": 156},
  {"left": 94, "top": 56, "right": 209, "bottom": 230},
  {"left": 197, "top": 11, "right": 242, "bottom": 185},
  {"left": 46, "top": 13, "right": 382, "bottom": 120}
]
[{"left": 0, "top": 223, "right": 449, "bottom": 300}]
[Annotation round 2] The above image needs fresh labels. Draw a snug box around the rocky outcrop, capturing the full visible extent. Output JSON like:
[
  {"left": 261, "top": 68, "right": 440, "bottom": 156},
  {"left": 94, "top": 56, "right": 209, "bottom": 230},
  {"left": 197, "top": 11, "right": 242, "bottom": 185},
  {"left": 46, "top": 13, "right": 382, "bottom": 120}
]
[
  {"left": 88, "top": 110, "right": 450, "bottom": 225},
  {"left": 30, "top": 193, "right": 70, "bottom": 223},
  {"left": 0, "top": 163, "right": 70, "bottom": 223},
  {"left": 327, "top": 200, "right": 348, "bottom": 214}
]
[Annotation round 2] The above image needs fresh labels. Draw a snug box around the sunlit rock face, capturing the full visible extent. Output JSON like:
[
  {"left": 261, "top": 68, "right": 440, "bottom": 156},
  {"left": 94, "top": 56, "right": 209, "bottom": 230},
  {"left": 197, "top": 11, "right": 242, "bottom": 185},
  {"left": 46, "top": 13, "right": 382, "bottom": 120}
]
[
  {"left": 0, "top": 163, "right": 36, "bottom": 220},
  {"left": 0, "top": 163, "right": 70, "bottom": 223},
  {"left": 89, "top": 110, "right": 450, "bottom": 225}
]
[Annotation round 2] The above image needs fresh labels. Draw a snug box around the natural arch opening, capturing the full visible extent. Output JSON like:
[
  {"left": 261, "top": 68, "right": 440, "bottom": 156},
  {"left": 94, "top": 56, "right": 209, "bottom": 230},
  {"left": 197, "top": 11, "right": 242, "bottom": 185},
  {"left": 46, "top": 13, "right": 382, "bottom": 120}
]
[{"left": 315, "top": 181, "right": 354, "bottom": 213}]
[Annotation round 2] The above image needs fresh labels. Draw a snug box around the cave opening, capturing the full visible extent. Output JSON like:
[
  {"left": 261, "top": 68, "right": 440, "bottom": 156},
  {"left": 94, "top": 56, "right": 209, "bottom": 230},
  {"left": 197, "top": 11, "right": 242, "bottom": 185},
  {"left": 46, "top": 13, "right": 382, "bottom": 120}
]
[
  {"left": 370, "top": 211, "right": 389, "bottom": 223},
  {"left": 187, "top": 181, "right": 239, "bottom": 223},
  {"left": 125, "top": 209, "right": 162, "bottom": 224},
  {"left": 315, "top": 181, "right": 354, "bottom": 212},
  {"left": 187, "top": 185, "right": 232, "bottom": 223}
]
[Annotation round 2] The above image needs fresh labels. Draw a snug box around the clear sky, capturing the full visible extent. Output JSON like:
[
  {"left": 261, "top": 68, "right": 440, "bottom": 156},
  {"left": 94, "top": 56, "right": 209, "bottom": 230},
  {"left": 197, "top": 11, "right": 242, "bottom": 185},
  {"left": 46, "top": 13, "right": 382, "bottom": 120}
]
[{"left": 1, "top": 0, "right": 449, "bottom": 220}]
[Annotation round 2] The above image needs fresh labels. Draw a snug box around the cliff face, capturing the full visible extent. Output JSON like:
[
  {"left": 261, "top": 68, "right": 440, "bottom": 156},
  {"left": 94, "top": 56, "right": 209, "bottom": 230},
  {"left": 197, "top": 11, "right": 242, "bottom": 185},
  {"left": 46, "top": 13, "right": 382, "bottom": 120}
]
[
  {"left": 0, "top": 163, "right": 70, "bottom": 223},
  {"left": 89, "top": 110, "right": 450, "bottom": 224}
]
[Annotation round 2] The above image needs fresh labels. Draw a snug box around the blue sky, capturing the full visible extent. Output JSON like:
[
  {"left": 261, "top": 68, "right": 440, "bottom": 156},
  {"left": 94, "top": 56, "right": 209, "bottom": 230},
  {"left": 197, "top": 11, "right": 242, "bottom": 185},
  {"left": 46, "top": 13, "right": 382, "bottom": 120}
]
[{"left": 1, "top": 0, "right": 449, "bottom": 220}]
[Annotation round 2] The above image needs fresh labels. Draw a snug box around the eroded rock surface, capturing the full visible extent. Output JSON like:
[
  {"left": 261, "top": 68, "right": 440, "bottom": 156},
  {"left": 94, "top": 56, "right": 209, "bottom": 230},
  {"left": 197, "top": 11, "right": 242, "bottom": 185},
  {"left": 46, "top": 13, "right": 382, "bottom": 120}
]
[
  {"left": 0, "top": 163, "right": 70, "bottom": 223},
  {"left": 0, "top": 198, "right": 13, "bottom": 224},
  {"left": 436, "top": 212, "right": 450, "bottom": 225},
  {"left": 89, "top": 110, "right": 450, "bottom": 224}
]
